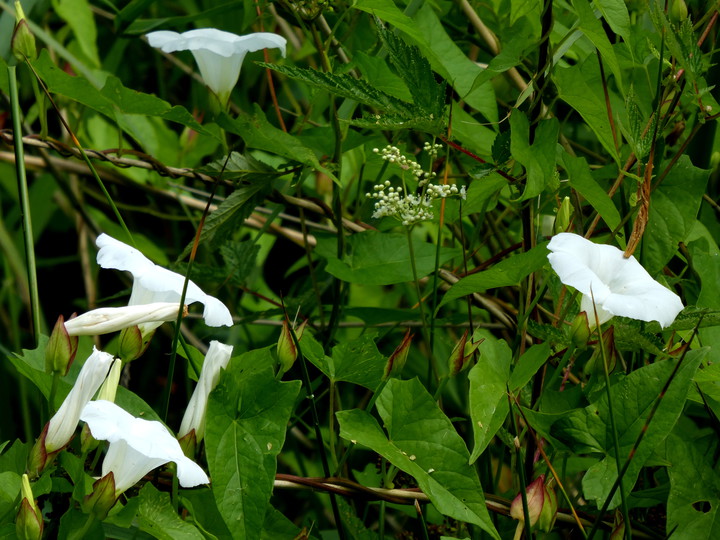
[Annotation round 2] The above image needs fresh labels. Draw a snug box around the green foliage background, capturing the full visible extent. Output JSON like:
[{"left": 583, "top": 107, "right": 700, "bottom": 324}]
[{"left": 1, "top": 0, "right": 719, "bottom": 538}]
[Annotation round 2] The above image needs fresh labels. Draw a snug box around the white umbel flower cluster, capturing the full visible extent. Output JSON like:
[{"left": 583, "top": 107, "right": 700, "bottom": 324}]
[{"left": 366, "top": 144, "right": 465, "bottom": 226}]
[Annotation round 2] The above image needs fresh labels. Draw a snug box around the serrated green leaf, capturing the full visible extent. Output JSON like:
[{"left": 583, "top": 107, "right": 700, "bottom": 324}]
[
  {"left": 179, "top": 182, "right": 270, "bottom": 259},
  {"left": 199, "top": 152, "right": 280, "bottom": 183},
  {"left": 510, "top": 111, "right": 559, "bottom": 200},
  {"left": 216, "top": 108, "right": 336, "bottom": 180},
  {"left": 440, "top": 243, "right": 548, "bottom": 306},
  {"left": 262, "top": 63, "right": 418, "bottom": 117},
  {"left": 315, "top": 231, "right": 460, "bottom": 286},
  {"left": 337, "top": 379, "right": 500, "bottom": 539},
  {"left": 353, "top": 50, "right": 412, "bottom": 102},
  {"left": 551, "top": 351, "right": 706, "bottom": 508},
  {"left": 206, "top": 353, "right": 300, "bottom": 539},
  {"left": 376, "top": 21, "right": 445, "bottom": 117},
  {"left": 468, "top": 337, "right": 511, "bottom": 462}
]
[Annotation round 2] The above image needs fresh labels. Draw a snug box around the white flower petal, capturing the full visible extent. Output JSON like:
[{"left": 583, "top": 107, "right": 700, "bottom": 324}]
[
  {"left": 46, "top": 348, "right": 114, "bottom": 452},
  {"left": 81, "top": 400, "right": 209, "bottom": 494},
  {"left": 178, "top": 341, "right": 233, "bottom": 441},
  {"left": 145, "top": 29, "right": 286, "bottom": 102},
  {"left": 64, "top": 303, "right": 182, "bottom": 336},
  {"left": 96, "top": 233, "right": 233, "bottom": 329},
  {"left": 547, "top": 233, "right": 684, "bottom": 328}
]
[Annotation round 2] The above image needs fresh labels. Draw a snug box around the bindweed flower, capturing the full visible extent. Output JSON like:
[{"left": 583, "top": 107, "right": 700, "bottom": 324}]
[
  {"left": 178, "top": 341, "right": 234, "bottom": 443},
  {"left": 29, "top": 347, "right": 114, "bottom": 476},
  {"left": 547, "top": 232, "right": 684, "bottom": 328},
  {"left": 64, "top": 303, "right": 186, "bottom": 336},
  {"left": 96, "top": 233, "right": 233, "bottom": 333},
  {"left": 81, "top": 400, "right": 209, "bottom": 496},
  {"left": 146, "top": 29, "right": 287, "bottom": 107},
  {"left": 16, "top": 474, "right": 42, "bottom": 540}
]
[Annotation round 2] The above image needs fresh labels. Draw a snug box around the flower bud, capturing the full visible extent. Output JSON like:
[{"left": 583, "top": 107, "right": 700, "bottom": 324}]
[
  {"left": 45, "top": 314, "right": 79, "bottom": 376},
  {"left": 569, "top": 311, "right": 590, "bottom": 349},
  {"left": 118, "top": 325, "right": 153, "bottom": 363},
  {"left": 553, "top": 196, "right": 573, "bottom": 234},
  {"left": 277, "top": 318, "right": 307, "bottom": 376},
  {"left": 383, "top": 330, "right": 413, "bottom": 380},
  {"left": 15, "top": 474, "right": 42, "bottom": 540},
  {"left": 82, "top": 473, "right": 117, "bottom": 520},
  {"left": 178, "top": 429, "right": 197, "bottom": 458},
  {"left": 510, "top": 474, "right": 546, "bottom": 527},
  {"left": 82, "top": 358, "right": 123, "bottom": 454},
  {"left": 447, "top": 330, "right": 483, "bottom": 377},
  {"left": 11, "top": 1, "right": 36, "bottom": 63},
  {"left": 670, "top": 0, "right": 688, "bottom": 22}
]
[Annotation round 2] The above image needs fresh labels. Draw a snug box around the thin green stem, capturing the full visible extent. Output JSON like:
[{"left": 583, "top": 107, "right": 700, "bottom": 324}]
[
  {"left": 8, "top": 65, "right": 41, "bottom": 343},
  {"left": 592, "top": 298, "right": 631, "bottom": 539},
  {"left": 406, "top": 227, "right": 433, "bottom": 386},
  {"left": 507, "top": 389, "right": 533, "bottom": 540}
]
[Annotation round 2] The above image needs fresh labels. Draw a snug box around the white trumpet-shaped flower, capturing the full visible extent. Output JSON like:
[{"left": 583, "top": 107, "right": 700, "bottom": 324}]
[
  {"left": 146, "top": 28, "right": 287, "bottom": 106},
  {"left": 178, "top": 341, "right": 234, "bottom": 442},
  {"left": 45, "top": 347, "right": 114, "bottom": 452},
  {"left": 96, "top": 234, "right": 233, "bottom": 332},
  {"left": 547, "top": 232, "right": 684, "bottom": 328},
  {"left": 80, "top": 400, "right": 209, "bottom": 495},
  {"left": 64, "top": 303, "right": 185, "bottom": 336}
]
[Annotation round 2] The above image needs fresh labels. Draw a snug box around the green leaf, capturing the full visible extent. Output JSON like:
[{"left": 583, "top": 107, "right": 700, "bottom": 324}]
[
  {"left": 217, "top": 108, "right": 336, "bottom": 180},
  {"left": 564, "top": 154, "right": 621, "bottom": 232},
  {"left": 554, "top": 57, "right": 620, "bottom": 163},
  {"left": 666, "top": 430, "right": 720, "bottom": 539},
  {"left": 551, "top": 350, "right": 706, "bottom": 508},
  {"left": 572, "top": 0, "right": 623, "bottom": 90},
  {"left": 645, "top": 156, "right": 709, "bottom": 274},
  {"left": 206, "top": 352, "right": 301, "bottom": 539},
  {"left": 468, "top": 337, "right": 511, "bottom": 462},
  {"left": 440, "top": 243, "right": 548, "bottom": 306},
  {"left": 52, "top": 0, "right": 100, "bottom": 67},
  {"left": 595, "top": 0, "right": 632, "bottom": 39},
  {"left": 0, "top": 471, "right": 21, "bottom": 523},
  {"left": 508, "top": 343, "right": 551, "bottom": 391},
  {"left": 352, "top": 0, "right": 425, "bottom": 43},
  {"left": 509, "top": 111, "right": 559, "bottom": 200},
  {"left": 376, "top": 21, "right": 445, "bottom": 118},
  {"left": 315, "top": 231, "right": 460, "bottom": 286},
  {"left": 412, "top": 4, "right": 497, "bottom": 124},
  {"left": 353, "top": 50, "right": 412, "bottom": 102},
  {"left": 260, "top": 506, "right": 305, "bottom": 540},
  {"left": 179, "top": 182, "right": 271, "bottom": 259},
  {"left": 462, "top": 172, "right": 506, "bottom": 215},
  {"left": 135, "top": 483, "right": 204, "bottom": 540},
  {"left": 337, "top": 378, "right": 500, "bottom": 539}
]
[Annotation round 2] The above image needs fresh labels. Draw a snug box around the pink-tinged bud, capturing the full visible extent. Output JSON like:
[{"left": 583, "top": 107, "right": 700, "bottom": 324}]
[
  {"left": 584, "top": 325, "right": 617, "bottom": 377},
  {"left": 82, "top": 473, "right": 117, "bottom": 520},
  {"left": 510, "top": 474, "right": 546, "bottom": 526},
  {"left": 277, "top": 318, "right": 307, "bottom": 376},
  {"left": 118, "top": 325, "right": 153, "bottom": 363},
  {"left": 447, "top": 330, "right": 483, "bottom": 377},
  {"left": 510, "top": 474, "right": 557, "bottom": 533},
  {"left": 45, "top": 314, "right": 79, "bottom": 376},
  {"left": 27, "top": 424, "right": 50, "bottom": 479},
  {"left": 384, "top": 330, "right": 413, "bottom": 380},
  {"left": 609, "top": 516, "right": 625, "bottom": 540},
  {"left": 16, "top": 474, "right": 43, "bottom": 540}
]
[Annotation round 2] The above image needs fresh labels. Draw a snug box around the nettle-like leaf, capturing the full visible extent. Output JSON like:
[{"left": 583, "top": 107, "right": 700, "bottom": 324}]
[
  {"left": 179, "top": 181, "right": 271, "bottom": 259},
  {"left": 337, "top": 378, "right": 500, "bottom": 539},
  {"left": 510, "top": 110, "right": 559, "bottom": 200},
  {"left": 206, "top": 350, "right": 301, "bottom": 539},
  {"left": 199, "top": 151, "right": 282, "bottom": 183},
  {"left": 261, "top": 63, "right": 418, "bottom": 117},
  {"left": 375, "top": 19, "right": 446, "bottom": 119}
]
